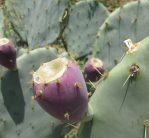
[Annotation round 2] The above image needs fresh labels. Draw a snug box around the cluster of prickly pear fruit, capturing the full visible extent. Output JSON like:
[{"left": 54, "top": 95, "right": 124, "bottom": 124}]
[
  {"left": 1, "top": 0, "right": 149, "bottom": 138},
  {"left": 0, "top": 0, "right": 107, "bottom": 137}
]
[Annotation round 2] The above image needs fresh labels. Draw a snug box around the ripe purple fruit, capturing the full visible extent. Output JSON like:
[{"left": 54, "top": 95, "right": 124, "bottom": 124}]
[
  {"left": 32, "top": 57, "right": 88, "bottom": 122},
  {"left": 0, "top": 38, "right": 16, "bottom": 70},
  {"left": 83, "top": 57, "right": 105, "bottom": 82}
]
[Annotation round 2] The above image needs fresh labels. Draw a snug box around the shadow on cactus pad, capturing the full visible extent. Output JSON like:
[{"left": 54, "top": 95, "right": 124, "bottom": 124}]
[
  {"left": 78, "top": 119, "right": 93, "bottom": 138},
  {"left": 1, "top": 70, "right": 25, "bottom": 125}
]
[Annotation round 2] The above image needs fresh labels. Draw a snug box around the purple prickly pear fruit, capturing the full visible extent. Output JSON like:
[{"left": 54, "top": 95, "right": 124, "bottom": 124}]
[
  {"left": 0, "top": 38, "right": 16, "bottom": 70},
  {"left": 32, "top": 57, "right": 88, "bottom": 122},
  {"left": 83, "top": 57, "right": 104, "bottom": 82}
]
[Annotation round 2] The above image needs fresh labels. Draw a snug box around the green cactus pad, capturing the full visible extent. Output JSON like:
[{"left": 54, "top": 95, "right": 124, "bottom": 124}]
[
  {"left": 16, "top": 47, "right": 28, "bottom": 57},
  {"left": 0, "top": 8, "right": 4, "bottom": 37},
  {"left": 4, "top": 0, "right": 69, "bottom": 48},
  {"left": 94, "top": 0, "right": 149, "bottom": 70},
  {"left": 79, "top": 36, "right": 149, "bottom": 138},
  {"left": 0, "top": 47, "right": 68, "bottom": 138},
  {"left": 63, "top": 0, "right": 109, "bottom": 57}
]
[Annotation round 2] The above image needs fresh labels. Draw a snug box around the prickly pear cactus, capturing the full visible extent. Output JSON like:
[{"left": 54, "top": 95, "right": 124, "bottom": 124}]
[
  {"left": 93, "top": 0, "right": 149, "bottom": 70},
  {"left": 79, "top": 36, "right": 149, "bottom": 138},
  {"left": 0, "top": 47, "right": 68, "bottom": 138},
  {"left": 63, "top": 0, "right": 109, "bottom": 57},
  {"left": 4, "top": 0, "right": 69, "bottom": 48}
]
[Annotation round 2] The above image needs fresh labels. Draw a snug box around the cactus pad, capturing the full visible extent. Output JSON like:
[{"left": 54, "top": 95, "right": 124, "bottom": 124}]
[
  {"left": 63, "top": 0, "right": 109, "bottom": 57},
  {"left": 0, "top": 8, "right": 4, "bottom": 37},
  {"left": 4, "top": 0, "right": 69, "bottom": 48},
  {"left": 94, "top": 0, "right": 149, "bottom": 70},
  {"left": 79, "top": 36, "right": 149, "bottom": 138}
]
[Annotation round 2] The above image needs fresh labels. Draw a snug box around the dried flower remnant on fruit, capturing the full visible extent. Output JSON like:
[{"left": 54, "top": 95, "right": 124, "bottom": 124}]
[{"left": 33, "top": 58, "right": 68, "bottom": 84}]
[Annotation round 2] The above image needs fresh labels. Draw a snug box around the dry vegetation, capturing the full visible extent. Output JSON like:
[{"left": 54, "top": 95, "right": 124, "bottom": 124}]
[{"left": 97, "top": 0, "right": 137, "bottom": 12}]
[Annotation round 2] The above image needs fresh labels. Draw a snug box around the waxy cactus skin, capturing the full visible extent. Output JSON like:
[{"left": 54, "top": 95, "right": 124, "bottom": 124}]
[
  {"left": 2, "top": 0, "right": 149, "bottom": 137},
  {"left": 32, "top": 58, "right": 88, "bottom": 122},
  {"left": 83, "top": 58, "right": 105, "bottom": 82},
  {"left": 0, "top": 38, "right": 16, "bottom": 70}
]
